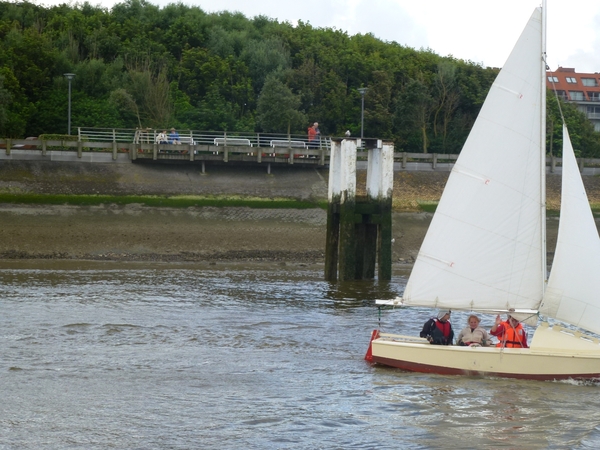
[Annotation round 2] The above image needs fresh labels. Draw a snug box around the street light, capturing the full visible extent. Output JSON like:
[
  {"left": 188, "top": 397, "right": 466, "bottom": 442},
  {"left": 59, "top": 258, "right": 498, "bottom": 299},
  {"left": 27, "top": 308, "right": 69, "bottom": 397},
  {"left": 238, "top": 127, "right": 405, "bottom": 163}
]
[
  {"left": 64, "top": 73, "right": 75, "bottom": 135},
  {"left": 357, "top": 87, "right": 368, "bottom": 141}
]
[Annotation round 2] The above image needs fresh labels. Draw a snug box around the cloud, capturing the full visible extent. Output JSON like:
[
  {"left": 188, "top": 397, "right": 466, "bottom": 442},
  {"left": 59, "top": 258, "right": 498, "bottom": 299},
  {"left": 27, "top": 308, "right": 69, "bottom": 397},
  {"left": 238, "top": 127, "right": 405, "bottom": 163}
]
[{"left": 330, "top": 0, "right": 428, "bottom": 49}]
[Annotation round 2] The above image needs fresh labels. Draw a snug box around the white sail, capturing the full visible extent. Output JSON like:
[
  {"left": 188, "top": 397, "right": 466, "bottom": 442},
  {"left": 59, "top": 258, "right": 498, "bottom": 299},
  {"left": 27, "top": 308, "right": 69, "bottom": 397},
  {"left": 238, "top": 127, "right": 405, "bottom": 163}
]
[
  {"left": 541, "top": 125, "right": 600, "bottom": 335},
  {"left": 402, "top": 8, "right": 545, "bottom": 311}
]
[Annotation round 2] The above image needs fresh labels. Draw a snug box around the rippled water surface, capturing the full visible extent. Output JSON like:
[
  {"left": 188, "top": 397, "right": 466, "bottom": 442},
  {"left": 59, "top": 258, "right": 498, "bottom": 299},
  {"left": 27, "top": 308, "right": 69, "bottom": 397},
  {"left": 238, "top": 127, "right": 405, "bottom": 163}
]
[{"left": 1, "top": 261, "right": 600, "bottom": 449}]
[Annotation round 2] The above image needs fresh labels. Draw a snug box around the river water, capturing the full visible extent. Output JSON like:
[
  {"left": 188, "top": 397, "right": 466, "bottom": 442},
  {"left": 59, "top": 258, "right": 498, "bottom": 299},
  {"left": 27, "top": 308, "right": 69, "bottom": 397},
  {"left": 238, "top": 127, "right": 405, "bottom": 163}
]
[{"left": 1, "top": 261, "right": 600, "bottom": 449}]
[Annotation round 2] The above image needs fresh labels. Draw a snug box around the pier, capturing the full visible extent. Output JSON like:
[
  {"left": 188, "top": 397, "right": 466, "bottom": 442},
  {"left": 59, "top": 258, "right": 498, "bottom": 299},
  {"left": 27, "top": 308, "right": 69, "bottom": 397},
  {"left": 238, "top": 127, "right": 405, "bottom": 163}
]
[{"left": 2, "top": 127, "right": 600, "bottom": 175}]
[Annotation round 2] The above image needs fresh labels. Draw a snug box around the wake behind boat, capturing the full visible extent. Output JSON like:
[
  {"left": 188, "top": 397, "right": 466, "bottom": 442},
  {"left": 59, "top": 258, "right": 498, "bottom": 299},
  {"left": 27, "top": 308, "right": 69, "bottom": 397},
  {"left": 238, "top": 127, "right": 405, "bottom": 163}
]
[{"left": 366, "top": 1, "right": 600, "bottom": 381}]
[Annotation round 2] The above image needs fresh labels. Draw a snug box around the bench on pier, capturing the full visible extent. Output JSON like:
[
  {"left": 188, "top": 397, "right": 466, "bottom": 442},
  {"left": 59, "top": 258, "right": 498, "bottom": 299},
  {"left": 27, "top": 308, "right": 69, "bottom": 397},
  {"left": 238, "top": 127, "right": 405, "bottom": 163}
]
[
  {"left": 180, "top": 136, "right": 196, "bottom": 145},
  {"left": 270, "top": 140, "right": 307, "bottom": 148},
  {"left": 157, "top": 136, "right": 196, "bottom": 154},
  {"left": 213, "top": 138, "right": 252, "bottom": 147}
]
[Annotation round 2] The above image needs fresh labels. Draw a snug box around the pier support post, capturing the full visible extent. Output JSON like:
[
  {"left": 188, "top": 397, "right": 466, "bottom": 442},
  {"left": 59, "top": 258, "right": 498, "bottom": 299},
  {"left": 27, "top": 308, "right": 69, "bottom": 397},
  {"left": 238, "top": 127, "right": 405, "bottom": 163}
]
[
  {"left": 325, "top": 138, "right": 394, "bottom": 281},
  {"left": 325, "top": 139, "right": 356, "bottom": 281},
  {"left": 366, "top": 141, "right": 394, "bottom": 281}
]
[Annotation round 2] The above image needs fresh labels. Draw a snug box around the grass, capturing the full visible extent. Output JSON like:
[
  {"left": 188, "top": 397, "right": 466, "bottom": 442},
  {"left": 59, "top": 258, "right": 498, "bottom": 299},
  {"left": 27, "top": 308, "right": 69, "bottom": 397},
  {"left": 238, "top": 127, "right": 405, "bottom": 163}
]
[
  {"left": 590, "top": 203, "right": 600, "bottom": 216},
  {"left": 416, "top": 201, "right": 438, "bottom": 213},
  {"left": 0, "top": 193, "right": 328, "bottom": 209},
  {"left": 0, "top": 192, "right": 590, "bottom": 215}
]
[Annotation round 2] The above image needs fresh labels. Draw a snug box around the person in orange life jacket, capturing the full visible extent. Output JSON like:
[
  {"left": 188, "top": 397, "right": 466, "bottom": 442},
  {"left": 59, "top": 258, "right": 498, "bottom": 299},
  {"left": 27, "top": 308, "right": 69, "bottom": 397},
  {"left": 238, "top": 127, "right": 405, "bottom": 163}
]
[
  {"left": 490, "top": 313, "right": 528, "bottom": 348},
  {"left": 420, "top": 310, "right": 454, "bottom": 345}
]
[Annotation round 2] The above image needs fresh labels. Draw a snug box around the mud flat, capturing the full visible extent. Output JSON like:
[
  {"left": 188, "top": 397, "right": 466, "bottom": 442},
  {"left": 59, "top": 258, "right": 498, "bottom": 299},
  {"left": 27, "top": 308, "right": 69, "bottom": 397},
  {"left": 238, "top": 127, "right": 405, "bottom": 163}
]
[
  {"left": 0, "top": 204, "right": 432, "bottom": 263},
  {"left": 0, "top": 160, "right": 595, "bottom": 262}
]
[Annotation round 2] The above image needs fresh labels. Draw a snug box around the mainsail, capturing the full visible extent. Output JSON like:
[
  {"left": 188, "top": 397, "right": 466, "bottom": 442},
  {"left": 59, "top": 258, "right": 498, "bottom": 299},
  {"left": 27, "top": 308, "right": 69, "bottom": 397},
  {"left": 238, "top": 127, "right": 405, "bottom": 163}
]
[
  {"left": 541, "top": 125, "right": 600, "bottom": 335},
  {"left": 402, "top": 8, "right": 546, "bottom": 311}
]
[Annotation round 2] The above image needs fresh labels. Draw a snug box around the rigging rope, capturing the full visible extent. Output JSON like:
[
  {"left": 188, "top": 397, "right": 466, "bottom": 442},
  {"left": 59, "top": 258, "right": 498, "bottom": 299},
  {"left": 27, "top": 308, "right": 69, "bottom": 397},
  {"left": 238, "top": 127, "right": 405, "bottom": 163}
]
[{"left": 544, "top": 55, "right": 567, "bottom": 124}]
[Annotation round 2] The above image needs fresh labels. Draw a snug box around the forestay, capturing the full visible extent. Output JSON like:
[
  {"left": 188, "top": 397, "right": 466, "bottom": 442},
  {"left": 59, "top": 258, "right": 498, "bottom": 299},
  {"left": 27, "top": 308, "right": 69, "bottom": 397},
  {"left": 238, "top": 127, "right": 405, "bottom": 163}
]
[
  {"left": 401, "top": 8, "right": 546, "bottom": 311},
  {"left": 541, "top": 125, "right": 600, "bottom": 335}
]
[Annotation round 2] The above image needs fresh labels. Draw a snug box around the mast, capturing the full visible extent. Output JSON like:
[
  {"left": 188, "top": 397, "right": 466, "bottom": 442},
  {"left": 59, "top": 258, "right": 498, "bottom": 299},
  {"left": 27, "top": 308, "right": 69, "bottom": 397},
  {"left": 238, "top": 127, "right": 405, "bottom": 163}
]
[{"left": 541, "top": 0, "right": 547, "bottom": 287}]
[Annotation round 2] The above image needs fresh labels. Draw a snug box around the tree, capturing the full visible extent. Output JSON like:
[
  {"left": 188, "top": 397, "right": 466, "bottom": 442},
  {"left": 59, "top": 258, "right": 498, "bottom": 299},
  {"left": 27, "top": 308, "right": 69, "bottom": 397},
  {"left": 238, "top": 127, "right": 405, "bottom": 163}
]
[
  {"left": 547, "top": 94, "right": 600, "bottom": 158},
  {"left": 394, "top": 73, "right": 434, "bottom": 152},
  {"left": 122, "top": 59, "right": 173, "bottom": 128},
  {"left": 0, "top": 67, "right": 32, "bottom": 137},
  {"left": 109, "top": 88, "right": 141, "bottom": 128},
  {"left": 241, "top": 37, "right": 290, "bottom": 95},
  {"left": 364, "top": 71, "right": 394, "bottom": 139},
  {"left": 431, "top": 62, "right": 460, "bottom": 152},
  {"left": 2, "top": 0, "right": 600, "bottom": 152},
  {"left": 188, "top": 84, "right": 238, "bottom": 131},
  {"left": 256, "top": 74, "right": 306, "bottom": 134},
  {"left": 0, "top": 73, "right": 10, "bottom": 130}
]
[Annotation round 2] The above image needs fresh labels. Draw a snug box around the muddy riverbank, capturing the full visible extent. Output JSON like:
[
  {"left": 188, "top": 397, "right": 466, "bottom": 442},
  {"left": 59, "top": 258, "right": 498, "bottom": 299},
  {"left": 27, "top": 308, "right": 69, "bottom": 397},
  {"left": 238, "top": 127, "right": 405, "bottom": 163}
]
[
  {"left": 0, "top": 204, "right": 433, "bottom": 263},
  {"left": 0, "top": 160, "right": 595, "bottom": 262}
]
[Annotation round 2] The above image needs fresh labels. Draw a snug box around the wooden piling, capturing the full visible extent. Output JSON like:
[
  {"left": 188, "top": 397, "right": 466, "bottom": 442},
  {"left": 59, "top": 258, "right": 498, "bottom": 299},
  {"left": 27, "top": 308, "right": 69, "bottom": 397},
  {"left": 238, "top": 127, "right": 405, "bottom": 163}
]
[
  {"left": 324, "top": 198, "right": 340, "bottom": 281},
  {"left": 366, "top": 141, "right": 394, "bottom": 281},
  {"left": 325, "top": 138, "right": 394, "bottom": 281},
  {"left": 377, "top": 198, "right": 393, "bottom": 281},
  {"left": 325, "top": 139, "right": 356, "bottom": 281},
  {"left": 338, "top": 192, "right": 357, "bottom": 281},
  {"left": 363, "top": 221, "right": 378, "bottom": 279}
]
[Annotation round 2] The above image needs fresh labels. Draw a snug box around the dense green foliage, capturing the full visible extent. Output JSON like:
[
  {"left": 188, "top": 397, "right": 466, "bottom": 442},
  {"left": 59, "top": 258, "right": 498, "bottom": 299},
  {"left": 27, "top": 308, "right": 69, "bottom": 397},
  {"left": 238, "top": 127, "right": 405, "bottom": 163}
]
[{"left": 1, "top": 0, "right": 600, "bottom": 155}]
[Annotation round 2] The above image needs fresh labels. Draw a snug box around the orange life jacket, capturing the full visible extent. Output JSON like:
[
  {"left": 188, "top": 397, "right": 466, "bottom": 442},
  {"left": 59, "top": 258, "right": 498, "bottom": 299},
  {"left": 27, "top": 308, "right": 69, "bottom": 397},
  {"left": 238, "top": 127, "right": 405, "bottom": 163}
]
[{"left": 495, "top": 321, "right": 526, "bottom": 348}]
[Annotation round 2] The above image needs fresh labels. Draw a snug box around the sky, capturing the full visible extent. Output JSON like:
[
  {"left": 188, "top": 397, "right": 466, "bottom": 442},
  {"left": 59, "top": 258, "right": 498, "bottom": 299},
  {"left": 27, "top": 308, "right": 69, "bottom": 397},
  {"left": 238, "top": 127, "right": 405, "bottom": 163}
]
[{"left": 35, "top": 0, "right": 600, "bottom": 73}]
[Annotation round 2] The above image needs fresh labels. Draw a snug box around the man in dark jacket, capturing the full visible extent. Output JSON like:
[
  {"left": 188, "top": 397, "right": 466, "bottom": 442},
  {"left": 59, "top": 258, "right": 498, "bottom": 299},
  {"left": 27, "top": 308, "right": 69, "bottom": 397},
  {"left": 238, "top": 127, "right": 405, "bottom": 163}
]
[{"left": 420, "top": 310, "right": 454, "bottom": 345}]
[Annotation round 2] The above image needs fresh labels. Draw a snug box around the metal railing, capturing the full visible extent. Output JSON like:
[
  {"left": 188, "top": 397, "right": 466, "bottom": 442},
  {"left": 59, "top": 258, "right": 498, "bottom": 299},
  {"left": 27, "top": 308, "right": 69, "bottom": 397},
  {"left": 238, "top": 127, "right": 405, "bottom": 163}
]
[
  {"left": 4, "top": 136, "right": 600, "bottom": 174},
  {"left": 78, "top": 127, "right": 332, "bottom": 151},
  {"left": 78, "top": 128, "right": 137, "bottom": 143}
]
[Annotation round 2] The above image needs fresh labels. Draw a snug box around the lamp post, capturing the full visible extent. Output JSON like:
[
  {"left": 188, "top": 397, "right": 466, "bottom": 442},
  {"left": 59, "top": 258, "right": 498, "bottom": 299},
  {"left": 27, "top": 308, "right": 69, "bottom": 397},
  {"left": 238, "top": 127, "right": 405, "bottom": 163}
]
[
  {"left": 64, "top": 73, "right": 75, "bottom": 135},
  {"left": 357, "top": 87, "right": 367, "bottom": 141}
]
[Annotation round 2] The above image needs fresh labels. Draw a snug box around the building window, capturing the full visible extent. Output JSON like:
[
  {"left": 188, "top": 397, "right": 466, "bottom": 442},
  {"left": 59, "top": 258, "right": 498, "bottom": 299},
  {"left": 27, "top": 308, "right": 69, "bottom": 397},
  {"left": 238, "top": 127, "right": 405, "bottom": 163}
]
[
  {"left": 582, "top": 78, "right": 598, "bottom": 87},
  {"left": 588, "top": 92, "right": 600, "bottom": 102},
  {"left": 548, "top": 76, "right": 559, "bottom": 83},
  {"left": 556, "top": 90, "right": 568, "bottom": 101},
  {"left": 566, "top": 77, "right": 577, "bottom": 83},
  {"left": 569, "top": 91, "right": 585, "bottom": 101},
  {"left": 587, "top": 106, "right": 600, "bottom": 119}
]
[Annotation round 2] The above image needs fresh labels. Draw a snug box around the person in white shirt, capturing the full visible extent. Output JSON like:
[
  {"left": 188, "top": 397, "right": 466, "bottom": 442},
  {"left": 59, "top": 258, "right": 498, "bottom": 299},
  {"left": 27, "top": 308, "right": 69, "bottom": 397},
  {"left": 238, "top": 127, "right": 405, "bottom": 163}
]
[{"left": 156, "top": 130, "right": 168, "bottom": 144}]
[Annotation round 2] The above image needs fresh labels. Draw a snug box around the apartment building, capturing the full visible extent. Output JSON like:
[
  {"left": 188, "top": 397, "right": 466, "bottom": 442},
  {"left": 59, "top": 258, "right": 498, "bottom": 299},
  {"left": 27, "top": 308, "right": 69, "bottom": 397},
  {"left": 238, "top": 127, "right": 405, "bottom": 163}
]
[{"left": 546, "top": 67, "right": 600, "bottom": 131}]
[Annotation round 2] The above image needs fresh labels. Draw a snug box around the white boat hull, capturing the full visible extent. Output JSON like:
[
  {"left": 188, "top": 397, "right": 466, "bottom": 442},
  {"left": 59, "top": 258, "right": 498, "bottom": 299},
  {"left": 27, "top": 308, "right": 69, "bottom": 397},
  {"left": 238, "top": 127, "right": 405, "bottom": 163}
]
[{"left": 369, "top": 323, "right": 600, "bottom": 381}]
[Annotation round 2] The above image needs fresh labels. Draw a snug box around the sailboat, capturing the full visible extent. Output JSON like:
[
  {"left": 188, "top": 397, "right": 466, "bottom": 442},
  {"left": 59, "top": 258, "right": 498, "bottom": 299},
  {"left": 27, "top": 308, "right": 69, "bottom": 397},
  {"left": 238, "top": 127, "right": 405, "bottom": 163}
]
[{"left": 366, "top": 2, "right": 600, "bottom": 381}]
